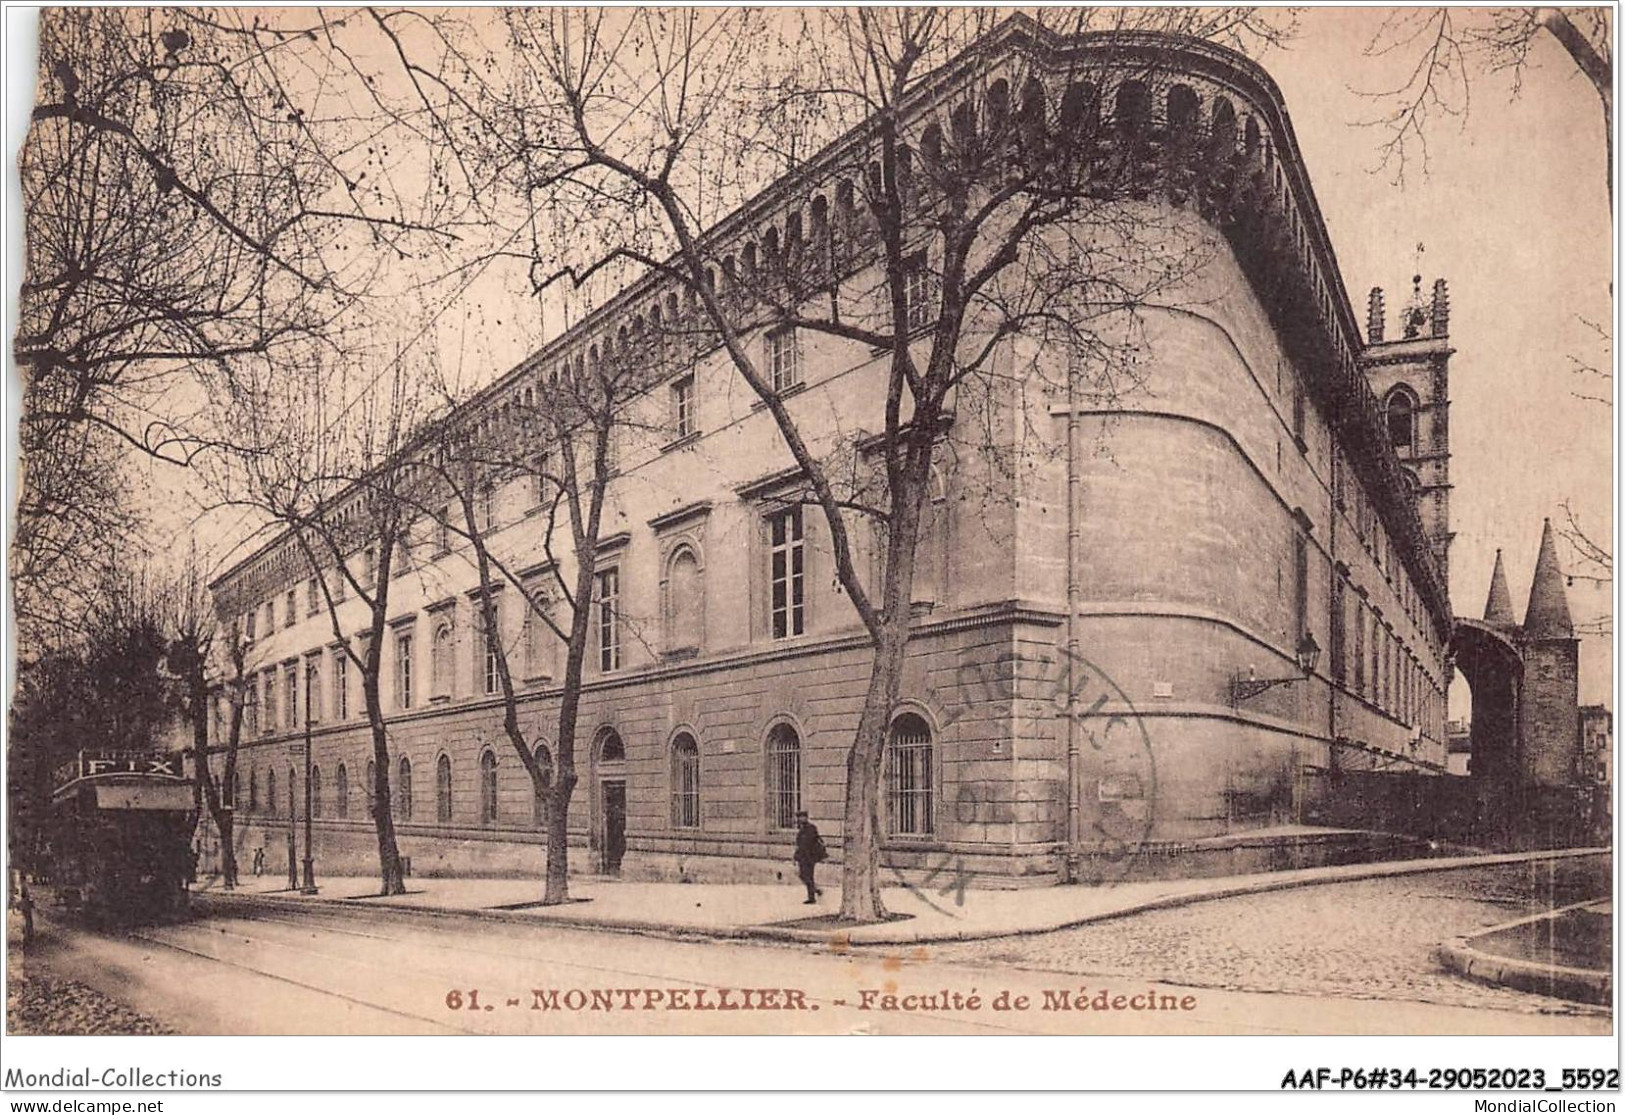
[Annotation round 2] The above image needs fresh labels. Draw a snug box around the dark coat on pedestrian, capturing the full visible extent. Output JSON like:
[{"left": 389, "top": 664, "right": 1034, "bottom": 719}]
[{"left": 794, "top": 820, "right": 827, "bottom": 866}]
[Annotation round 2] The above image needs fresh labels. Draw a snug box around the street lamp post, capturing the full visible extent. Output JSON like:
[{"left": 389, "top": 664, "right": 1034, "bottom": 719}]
[
  {"left": 1229, "top": 633, "right": 1322, "bottom": 707},
  {"left": 285, "top": 761, "right": 298, "bottom": 891},
  {"left": 300, "top": 689, "right": 318, "bottom": 895}
]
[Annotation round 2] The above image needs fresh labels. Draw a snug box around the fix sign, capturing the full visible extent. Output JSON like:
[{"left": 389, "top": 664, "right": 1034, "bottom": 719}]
[{"left": 80, "top": 754, "right": 185, "bottom": 779}]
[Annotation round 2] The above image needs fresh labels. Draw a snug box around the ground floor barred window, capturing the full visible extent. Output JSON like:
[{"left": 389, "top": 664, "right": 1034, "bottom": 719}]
[{"left": 886, "top": 713, "right": 934, "bottom": 835}]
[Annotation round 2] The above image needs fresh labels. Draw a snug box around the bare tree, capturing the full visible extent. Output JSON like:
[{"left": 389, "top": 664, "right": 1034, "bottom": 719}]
[
  {"left": 14, "top": 8, "right": 446, "bottom": 658},
  {"left": 160, "top": 545, "right": 264, "bottom": 890},
  {"left": 1360, "top": 7, "right": 1612, "bottom": 201},
  {"left": 370, "top": 8, "right": 1290, "bottom": 920},
  {"left": 209, "top": 354, "right": 429, "bottom": 896},
  {"left": 400, "top": 336, "right": 663, "bottom": 903}
]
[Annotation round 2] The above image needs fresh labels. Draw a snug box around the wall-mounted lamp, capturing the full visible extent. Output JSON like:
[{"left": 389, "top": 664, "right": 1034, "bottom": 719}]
[{"left": 1231, "top": 632, "right": 1320, "bottom": 707}]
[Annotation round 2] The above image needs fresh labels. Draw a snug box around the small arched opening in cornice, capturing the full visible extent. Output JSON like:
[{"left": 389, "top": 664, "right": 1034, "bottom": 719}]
[
  {"left": 1168, "top": 83, "right": 1199, "bottom": 134},
  {"left": 1060, "top": 81, "right": 1100, "bottom": 132},
  {"left": 950, "top": 100, "right": 976, "bottom": 147},
  {"left": 1210, "top": 97, "right": 1237, "bottom": 157},
  {"left": 921, "top": 122, "right": 944, "bottom": 165},
  {"left": 1114, "top": 79, "right": 1150, "bottom": 129},
  {"left": 1018, "top": 76, "right": 1046, "bottom": 150},
  {"left": 986, "top": 77, "right": 1010, "bottom": 135}
]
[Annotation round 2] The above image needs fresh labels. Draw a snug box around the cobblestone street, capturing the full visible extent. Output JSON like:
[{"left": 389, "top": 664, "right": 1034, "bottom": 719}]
[{"left": 927, "top": 859, "right": 1612, "bottom": 1016}]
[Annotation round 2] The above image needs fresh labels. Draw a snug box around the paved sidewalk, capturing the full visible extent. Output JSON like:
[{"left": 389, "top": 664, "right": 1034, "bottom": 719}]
[{"left": 194, "top": 846, "right": 1610, "bottom": 945}]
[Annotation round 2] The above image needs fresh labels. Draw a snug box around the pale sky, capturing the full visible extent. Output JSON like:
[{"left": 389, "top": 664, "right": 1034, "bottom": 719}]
[{"left": 1258, "top": 8, "right": 1614, "bottom": 707}]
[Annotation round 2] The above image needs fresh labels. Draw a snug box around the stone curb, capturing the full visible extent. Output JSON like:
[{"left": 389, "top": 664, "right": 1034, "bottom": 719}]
[
  {"left": 193, "top": 846, "right": 1609, "bottom": 947},
  {"left": 1434, "top": 899, "right": 1612, "bottom": 1006}
]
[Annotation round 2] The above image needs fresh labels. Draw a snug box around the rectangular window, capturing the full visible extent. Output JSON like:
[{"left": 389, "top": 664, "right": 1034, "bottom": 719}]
[
  {"left": 334, "top": 653, "right": 348, "bottom": 720},
  {"left": 284, "top": 664, "right": 299, "bottom": 727},
  {"left": 436, "top": 507, "right": 451, "bottom": 555},
  {"left": 1292, "top": 384, "right": 1306, "bottom": 446},
  {"left": 477, "top": 487, "right": 496, "bottom": 534},
  {"left": 902, "top": 251, "right": 934, "bottom": 331},
  {"left": 1330, "top": 578, "right": 1346, "bottom": 685},
  {"left": 596, "top": 568, "right": 621, "bottom": 672},
  {"left": 1370, "top": 620, "right": 1381, "bottom": 707},
  {"left": 285, "top": 589, "right": 297, "bottom": 628},
  {"left": 363, "top": 548, "right": 377, "bottom": 589},
  {"left": 1353, "top": 604, "right": 1366, "bottom": 696},
  {"left": 307, "top": 578, "right": 320, "bottom": 616},
  {"left": 672, "top": 374, "right": 696, "bottom": 439},
  {"left": 244, "top": 610, "right": 257, "bottom": 642},
  {"left": 304, "top": 657, "right": 322, "bottom": 726},
  {"left": 396, "top": 632, "right": 414, "bottom": 710},
  {"left": 483, "top": 601, "right": 502, "bottom": 696},
  {"left": 770, "top": 507, "right": 805, "bottom": 639},
  {"left": 244, "top": 679, "right": 259, "bottom": 738},
  {"left": 1292, "top": 530, "right": 1309, "bottom": 643},
  {"left": 767, "top": 328, "right": 800, "bottom": 392},
  {"left": 262, "top": 670, "right": 277, "bottom": 735}
]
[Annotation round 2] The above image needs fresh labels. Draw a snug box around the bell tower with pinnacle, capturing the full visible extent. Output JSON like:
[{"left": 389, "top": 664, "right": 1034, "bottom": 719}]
[{"left": 1358, "top": 274, "right": 1454, "bottom": 588}]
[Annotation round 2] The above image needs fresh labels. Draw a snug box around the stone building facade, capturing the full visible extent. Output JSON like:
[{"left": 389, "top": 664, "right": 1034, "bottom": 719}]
[{"left": 208, "top": 22, "right": 1454, "bottom": 886}]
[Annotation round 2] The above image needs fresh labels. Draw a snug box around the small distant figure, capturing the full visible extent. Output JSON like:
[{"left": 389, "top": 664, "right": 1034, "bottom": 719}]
[
  {"left": 793, "top": 811, "right": 827, "bottom": 905},
  {"left": 186, "top": 843, "right": 199, "bottom": 887},
  {"left": 252, "top": 847, "right": 266, "bottom": 876}
]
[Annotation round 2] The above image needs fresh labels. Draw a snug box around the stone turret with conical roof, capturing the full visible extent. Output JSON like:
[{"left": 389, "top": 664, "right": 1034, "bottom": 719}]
[
  {"left": 1483, "top": 548, "right": 1516, "bottom": 628},
  {"left": 1517, "top": 518, "right": 1581, "bottom": 800},
  {"left": 1522, "top": 518, "right": 1574, "bottom": 639}
]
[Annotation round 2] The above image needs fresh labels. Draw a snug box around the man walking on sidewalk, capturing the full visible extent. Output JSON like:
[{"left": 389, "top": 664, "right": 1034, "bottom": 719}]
[{"left": 793, "top": 811, "right": 827, "bottom": 904}]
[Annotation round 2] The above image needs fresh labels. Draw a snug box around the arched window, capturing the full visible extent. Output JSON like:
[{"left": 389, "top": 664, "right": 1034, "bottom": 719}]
[
  {"left": 479, "top": 750, "right": 498, "bottom": 826},
  {"left": 532, "top": 744, "right": 553, "bottom": 828},
  {"left": 437, "top": 754, "right": 453, "bottom": 823},
  {"left": 665, "top": 546, "right": 703, "bottom": 654},
  {"left": 336, "top": 763, "right": 349, "bottom": 819},
  {"left": 1210, "top": 98, "right": 1237, "bottom": 157},
  {"left": 599, "top": 729, "right": 626, "bottom": 763},
  {"left": 267, "top": 769, "right": 277, "bottom": 816},
  {"left": 311, "top": 765, "right": 324, "bottom": 818},
  {"left": 985, "top": 78, "right": 1010, "bottom": 134},
  {"left": 431, "top": 621, "right": 454, "bottom": 698},
  {"left": 249, "top": 766, "right": 259, "bottom": 813},
  {"left": 1386, "top": 387, "right": 1417, "bottom": 449},
  {"left": 227, "top": 771, "right": 239, "bottom": 809},
  {"left": 670, "top": 733, "right": 700, "bottom": 828},
  {"left": 1114, "top": 80, "right": 1149, "bottom": 128},
  {"left": 396, "top": 756, "right": 413, "bottom": 821},
  {"left": 1017, "top": 77, "right": 1046, "bottom": 148},
  {"left": 1060, "top": 82, "right": 1100, "bottom": 132},
  {"left": 767, "top": 723, "right": 802, "bottom": 830},
  {"left": 886, "top": 713, "right": 934, "bottom": 835}
]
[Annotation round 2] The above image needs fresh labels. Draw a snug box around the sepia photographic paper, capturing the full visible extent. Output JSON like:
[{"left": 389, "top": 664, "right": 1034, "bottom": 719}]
[{"left": 2, "top": 3, "right": 1617, "bottom": 1102}]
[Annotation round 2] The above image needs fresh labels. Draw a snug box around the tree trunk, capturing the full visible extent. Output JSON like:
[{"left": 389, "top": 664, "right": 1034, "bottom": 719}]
[
  {"left": 838, "top": 443, "right": 930, "bottom": 923},
  {"left": 188, "top": 669, "right": 237, "bottom": 889},
  {"left": 215, "top": 808, "right": 238, "bottom": 890},
  {"left": 839, "top": 626, "right": 910, "bottom": 921},
  {"left": 541, "top": 774, "right": 577, "bottom": 905},
  {"left": 541, "top": 646, "right": 586, "bottom": 906},
  {"left": 363, "top": 678, "right": 406, "bottom": 896}
]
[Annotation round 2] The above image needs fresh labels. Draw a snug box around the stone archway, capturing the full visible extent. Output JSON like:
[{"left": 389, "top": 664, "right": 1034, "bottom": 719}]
[{"left": 1449, "top": 618, "right": 1523, "bottom": 846}]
